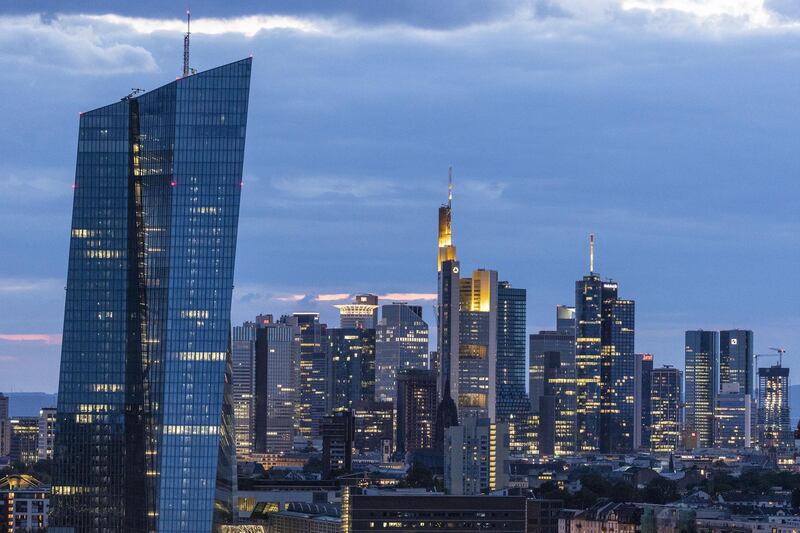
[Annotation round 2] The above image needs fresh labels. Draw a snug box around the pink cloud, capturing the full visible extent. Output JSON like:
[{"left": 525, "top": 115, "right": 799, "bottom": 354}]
[
  {"left": 274, "top": 293, "right": 307, "bottom": 302},
  {"left": 0, "top": 334, "right": 62, "bottom": 345},
  {"left": 378, "top": 293, "right": 437, "bottom": 301},
  {"left": 316, "top": 293, "right": 351, "bottom": 302}
]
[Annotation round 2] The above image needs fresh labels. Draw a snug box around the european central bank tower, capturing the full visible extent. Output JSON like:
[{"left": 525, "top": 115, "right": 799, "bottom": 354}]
[{"left": 51, "top": 58, "right": 252, "bottom": 532}]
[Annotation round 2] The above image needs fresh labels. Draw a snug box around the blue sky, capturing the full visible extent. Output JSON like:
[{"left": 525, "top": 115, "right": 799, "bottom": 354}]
[{"left": 0, "top": 0, "right": 798, "bottom": 392}]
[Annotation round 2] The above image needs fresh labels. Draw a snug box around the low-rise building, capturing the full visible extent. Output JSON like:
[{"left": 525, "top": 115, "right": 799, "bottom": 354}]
[{"left": 0, "top": 474, "right": 49, "bottom": 532}]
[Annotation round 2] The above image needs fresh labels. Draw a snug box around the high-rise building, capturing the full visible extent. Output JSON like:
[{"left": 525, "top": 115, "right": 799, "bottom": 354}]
[
  {"left": 720, "top": 330, "right": 754, "bottom": 396},
  {"left": 322, "top": 410, "right": 355, "bottom": 478},
  {"left": 650, "top": 366, "right": 682, "bottom": 453},
  {"left": 458, "top": 269, "right": 498, "bottom": 421},
  {"left": 758, "top": 365, "right": 791, "bottom": 449},
  {"left": 0, "top": 474, "right": 50, "bottom": 532},
  {"left": 0, "top": 393, "right": 9, "bottom": 457},
  {"left": 335, "top": 294, "right": 379, "bottom": 329},
  {"left": 715, "top": 383, "right": 751, "bottom": 448},
  {"left": 685, "top": 330, "right": 719, "bottom": 448},
  {"left": 353, "top": 400, "right": 393, "bottom": 454},
  {"left": 51, "top": 58, "right": 252, "bottom": 531},
  {"left": 634, "top": 353, "right": 654, "bottom": 449},
  {"left": 232, "top": 321, "right": 257, "bottom": 458},
  {"left": 375, "top": 303, "right": 429, "bottom": 403},
  {"left": 435, "top": 174, "right": 460, "bottom": 448},
  {"left": 444, "top": 417, "right": 509, "bottom": 495},
  {"left": 294, "top": 312, "right": 329, "bottom": 440},
  {"left": 396, "top": 369, "right": 438, "bottom": 456},
  {"left": 574, "top": 238, "right": 636, "bottom": 453},
  {"left": 530, "top": 306, "right": 577, "bottom": 456},
  {"left": 10, "top": 418, "right": 39, "bottom": 465},
  {"left": 37, "top": 408, "right": 56, "bottom": 461},
  {"left": 254, "top": 317, "right": 301, "bottom": 454},
  {"left": 328, "top": 328, "right": 376, "bottom": 411},
  {"left": 496, "top": 281, "right": 529, "bottom": 429}
]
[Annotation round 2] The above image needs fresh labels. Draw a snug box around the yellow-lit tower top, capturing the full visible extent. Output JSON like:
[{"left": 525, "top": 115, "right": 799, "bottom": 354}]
[{"left": 437, "top": 167, "right": 457, "bottom": 271}]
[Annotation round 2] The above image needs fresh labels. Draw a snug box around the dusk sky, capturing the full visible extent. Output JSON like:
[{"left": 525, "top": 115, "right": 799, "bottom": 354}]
[{"left": 0, "top": 0, "right": 798, "bottom": 392}]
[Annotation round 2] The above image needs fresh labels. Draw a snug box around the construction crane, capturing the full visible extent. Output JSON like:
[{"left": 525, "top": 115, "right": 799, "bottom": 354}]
[{"left": 755, "top": 347, "right": 787, "bottom": 367}]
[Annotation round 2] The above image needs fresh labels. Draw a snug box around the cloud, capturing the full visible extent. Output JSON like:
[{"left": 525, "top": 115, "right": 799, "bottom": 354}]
[
  {"left": 379, "top": 293, "right": 437, "bottom": 301},
  {"left": 0, "top": 356, "right": 18, "bottom": 363},
  {"left": 0, "top": 334, "right": 62, "bottom": 345},
  {"left": 0, "top": 14, "right": 157, "bottom": 74},
  {"left": 269, "top": 176, "right": 397, "bottom": 199},
  {"left": 316, "top": 293, "right": 351, "bottom": 301},
  {"left": 80, "top": 13, "right": 325, "bottom": 37},
  {"left": 0, "top": 278, "right": 62, "bottom": 293},
  {"left": 274, "top": 294, "right": 307, "bottom": 302}
]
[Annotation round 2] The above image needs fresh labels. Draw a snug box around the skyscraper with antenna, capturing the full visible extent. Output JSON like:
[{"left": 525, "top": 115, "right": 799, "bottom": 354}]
[
  {"left": 435, "top": 168, "right": 460, "bottom": 449},
  {"left": 51, "top": 37, "right": 252, "bottom": 531},
  {"left": 574, "top": 235, "right": 636, "bottom": 453}
]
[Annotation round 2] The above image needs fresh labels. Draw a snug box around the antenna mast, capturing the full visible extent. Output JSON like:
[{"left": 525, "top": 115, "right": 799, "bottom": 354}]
[
  {"left": 589, "top": 234, "right": 595, "bottom": 273},
  {"left": 183, "top": 10, "right": 191, "bottom": 77},
  {"left": 448, "top": 166, "right": 453, "bottom": 207}
]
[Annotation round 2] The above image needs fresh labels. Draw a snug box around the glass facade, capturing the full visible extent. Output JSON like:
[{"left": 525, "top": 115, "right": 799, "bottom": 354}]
[
  {"left": 650, "top": 366, "right": 682, "bottom": 453},
  {"left": 575, "top": 274, "right": 603, "bottom": 451},
  {"left": 232, "top": 322, "right": 256, "bottom": 459},
  {"left": 685, "top": 330, "right": 719, "bottom": 449},
  {"left": 374, "top": 304, "right": 429, "bottom": 403},
  {"left": 720, "top": 329, "right": 754, "bottom": 396},
  {"left": 496, "top": 282, "right": 529, "bottom": 422},
  {"left": 52, "top": 58, "right": 252, "bottom": 531},
  {"left": 327, "top": 328, "right": 376, "bottom": 412},
  {"left": 294, "top": 313, "right": 328, "bottom": 439},
  {"left": 758, "top": 366, "right": 791, "bottom": 448}
]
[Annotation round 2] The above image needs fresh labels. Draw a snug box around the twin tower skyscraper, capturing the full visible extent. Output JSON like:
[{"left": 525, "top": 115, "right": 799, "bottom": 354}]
[{"left": 51, "top": 59, "right": 252, "bottom": 531}]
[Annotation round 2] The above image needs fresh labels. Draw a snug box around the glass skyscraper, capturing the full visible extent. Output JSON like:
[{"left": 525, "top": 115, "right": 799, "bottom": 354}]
[
  {"left": 496, "top": 282, "right": 529, "bottom": 422},
  {"left": 758, "top": 365, "right": 791, "bottom": 449},
  {"left": 685, "top": 330, "right": 719, "bottom": 449},
  {"left": 575, "top": 272, "right": 635, "bottom": 453},
  {"left": 720, "top": 329, "right": 754, "bottom": 395},
  {"left": 650, "top": 366, "right": 682, "bottom": 453},
  {"left": 51, "top": 58, "right": 252, "bottom": 531},
  {"left": 375, "top": 303, "right": 429, "bottom": 403}
]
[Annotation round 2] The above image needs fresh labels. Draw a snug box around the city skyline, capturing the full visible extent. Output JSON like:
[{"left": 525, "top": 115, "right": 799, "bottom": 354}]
[{"left": 2, "top": 1, "right": 800, "bottom": 391}]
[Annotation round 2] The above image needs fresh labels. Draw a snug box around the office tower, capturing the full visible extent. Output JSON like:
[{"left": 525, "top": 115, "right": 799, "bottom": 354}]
[
  {"left": 634, "top": 353, "right": 654, "bottom": 449},
  {"left": 37, "top": 408, "right": 56, "bottom": 461},
  {"left": 294, "top": 312, "right": 329, "bottom": 439},
  {"left": 530, "top": 306, "right": 577, "bottom": 456},
  {"left": 52, "top": 58, "right": 252, "bottom": 531},
  {"left": 328, "top": 328, "right": 376, "bottom": 411},
  {"left": 716, "top": 383, "right": 751, "bottom": 448},
  {"left": 444, "top": 417, "right": 509, "bottom": 495},
  {"left": 335, "top": 294, "right": 379, "bottom": 329},
  {"left": 322, "top": 410, "right": 355, "bottom": 478},
  {"left": 720, "top": 330, "right": 754, "bottom": 395},
  {"left": 458, "top": 269, "right": 498, "bottom": 421},
  {"left": 0, "top": 393, "right": 9, "bottom": 457},
  {"left": 496, "top": 281, "right": 529, "bottom": 428},
  {"left": 758, "top": 366, "right": 791, "bottom": 449},
  {"left": 537, "top": 352, "right": 560, "bottom": 456},
  {"left": 650, "top": 366, "right": 682, "bottom": 453},
  {"left": 685, "top": 330, "right": 719, "bottom": 448},
  {"left": 353, "top": 401, "right": 393, "bottom": 454},
  {"left": 435, "top": 173, "right": 460, "bottom": 448},
  {"left": 254, "top": 318, "right": 301, "bottom": 454},
  {"left": 9, "top": 418, "right": 38, "bottom": 465},
  {"left": 574, "top": 238, "right": 636, "bottom": 453},
  {"left": 375, "top": 303, "right": 429, "bottom": 403},
  {"left": 396, "top": 369, "right": 438, "bottom": 456},
  {"left": 232, "top": 321, "right": 257, "bottom": 458}
]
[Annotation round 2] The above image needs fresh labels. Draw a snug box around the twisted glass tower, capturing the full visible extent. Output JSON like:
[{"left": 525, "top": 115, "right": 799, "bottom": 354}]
[{"left": 52, "top": 58, "right": 252, "bottom": 532}]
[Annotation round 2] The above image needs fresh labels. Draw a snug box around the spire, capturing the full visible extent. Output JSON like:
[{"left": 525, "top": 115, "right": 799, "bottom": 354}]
[
  {"left": 183, "top": 10, "right": 191, "bottom": 77},
  {"left": 589, "top": 233, "right": 595, "bottom": 274},
  {"left": 448, "top": 166, "right": 453, "bottom": 207}
]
